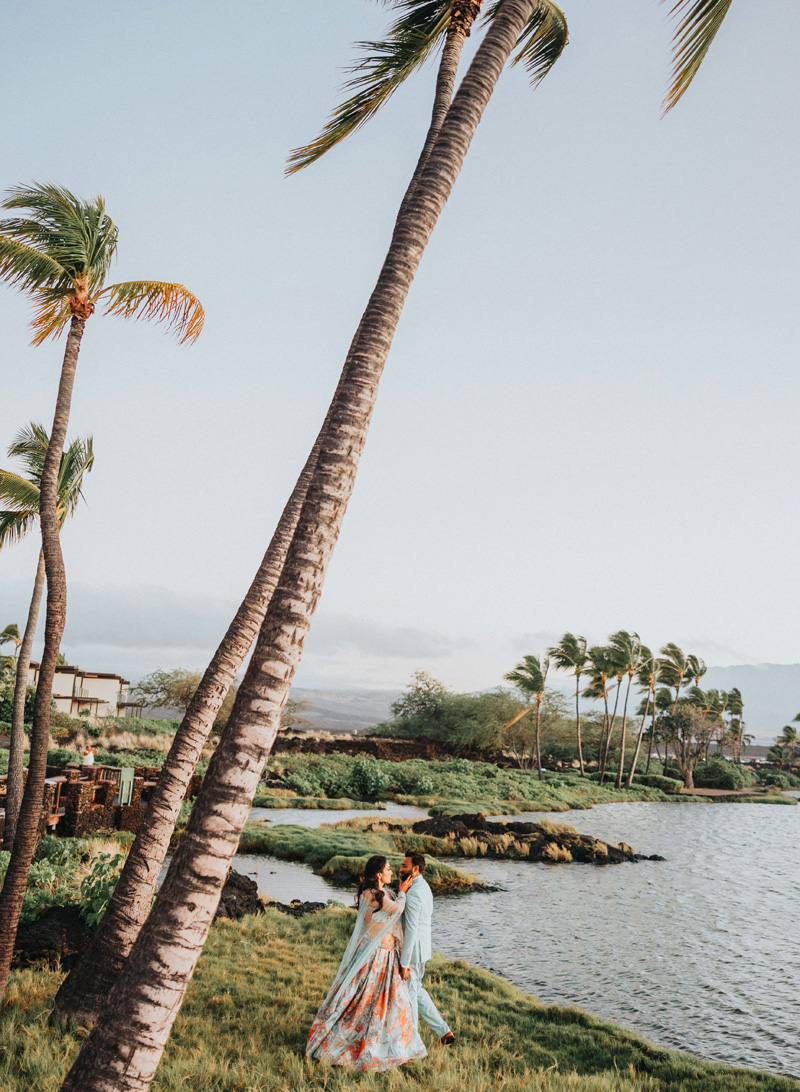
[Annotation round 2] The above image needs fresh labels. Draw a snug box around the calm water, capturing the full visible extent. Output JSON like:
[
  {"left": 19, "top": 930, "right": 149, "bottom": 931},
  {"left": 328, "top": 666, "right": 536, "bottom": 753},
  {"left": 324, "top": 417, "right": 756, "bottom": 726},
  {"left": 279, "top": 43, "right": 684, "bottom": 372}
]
[{"left": 239, "top": 799, "right": 800, "bottom": 1078}]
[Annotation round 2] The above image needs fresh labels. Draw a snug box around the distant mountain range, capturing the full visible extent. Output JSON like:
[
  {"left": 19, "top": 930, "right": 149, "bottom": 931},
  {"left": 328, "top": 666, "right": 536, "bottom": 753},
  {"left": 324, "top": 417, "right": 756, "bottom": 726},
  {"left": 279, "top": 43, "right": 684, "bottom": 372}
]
[{"left": 292, "top": 665, "right": 800, "bottom": 744}]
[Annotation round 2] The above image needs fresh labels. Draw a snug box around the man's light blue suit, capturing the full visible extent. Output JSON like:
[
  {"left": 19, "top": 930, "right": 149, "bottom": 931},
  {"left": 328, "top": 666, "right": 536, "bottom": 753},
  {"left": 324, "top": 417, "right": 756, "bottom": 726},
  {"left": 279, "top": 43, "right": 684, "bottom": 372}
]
[{"left": 400, "top": 874, "right": 450, "bottom": 1039}]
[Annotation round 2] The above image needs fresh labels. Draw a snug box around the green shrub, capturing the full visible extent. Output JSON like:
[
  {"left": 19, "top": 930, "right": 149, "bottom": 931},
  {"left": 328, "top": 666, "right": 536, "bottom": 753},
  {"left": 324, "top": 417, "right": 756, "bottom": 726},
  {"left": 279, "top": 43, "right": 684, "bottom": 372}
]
[
  {"left": 349, "top": 755, "right": 391, "bottom": 799},
  {"left": 633, "top": 773, "right": 684, "bottom": 793},
  {"left": 46, "top": 749, "right": 82, "bottom": 769},
  {"left": 79, "top": 853, "right": 126, "bottom": 927},
  {"left": 756, "top": 768, "right": 800, "bottom": 789},
  {"left": 692, "top": 759, "right": 753, "bottom": 790}
]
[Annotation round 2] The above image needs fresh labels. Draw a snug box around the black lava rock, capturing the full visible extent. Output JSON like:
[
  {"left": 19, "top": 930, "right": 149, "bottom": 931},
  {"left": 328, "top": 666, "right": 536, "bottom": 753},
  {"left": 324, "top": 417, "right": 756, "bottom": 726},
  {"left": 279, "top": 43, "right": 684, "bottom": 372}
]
[
  {"left": 215, "top": 869, "right": 263, "bottom": 921},
  {"left": 13, "top": 905, "right": 94, "bottom": 970}
]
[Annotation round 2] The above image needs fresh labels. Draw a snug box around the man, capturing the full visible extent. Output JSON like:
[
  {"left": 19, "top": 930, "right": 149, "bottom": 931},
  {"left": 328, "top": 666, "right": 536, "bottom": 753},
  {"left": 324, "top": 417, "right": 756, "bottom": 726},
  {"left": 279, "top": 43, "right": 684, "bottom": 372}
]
[{"left": 398, "top": 852, "right": 455, "bottom": 1046}]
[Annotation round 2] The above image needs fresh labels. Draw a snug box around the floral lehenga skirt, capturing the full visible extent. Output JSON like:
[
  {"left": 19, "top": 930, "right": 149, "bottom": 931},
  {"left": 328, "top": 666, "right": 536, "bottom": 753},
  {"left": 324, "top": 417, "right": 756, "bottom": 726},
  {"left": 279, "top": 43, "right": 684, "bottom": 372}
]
[{"left": 307, "top": 938, "right": 427, "bottom": 1072}]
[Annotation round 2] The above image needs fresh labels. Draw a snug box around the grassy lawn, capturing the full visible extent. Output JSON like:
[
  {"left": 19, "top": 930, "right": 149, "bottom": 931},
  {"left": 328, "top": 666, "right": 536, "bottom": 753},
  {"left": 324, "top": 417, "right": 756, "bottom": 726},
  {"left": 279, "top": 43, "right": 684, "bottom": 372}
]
[{"left": 2, "top": 908, "right": 796, "bottom": 1092}]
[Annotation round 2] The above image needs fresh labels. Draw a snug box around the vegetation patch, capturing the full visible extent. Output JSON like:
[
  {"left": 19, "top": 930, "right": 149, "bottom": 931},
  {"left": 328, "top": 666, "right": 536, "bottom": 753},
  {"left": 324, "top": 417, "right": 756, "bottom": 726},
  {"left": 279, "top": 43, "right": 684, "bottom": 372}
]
[{"left": 2, "top": 909, "right": 797, "bottom": 1092}]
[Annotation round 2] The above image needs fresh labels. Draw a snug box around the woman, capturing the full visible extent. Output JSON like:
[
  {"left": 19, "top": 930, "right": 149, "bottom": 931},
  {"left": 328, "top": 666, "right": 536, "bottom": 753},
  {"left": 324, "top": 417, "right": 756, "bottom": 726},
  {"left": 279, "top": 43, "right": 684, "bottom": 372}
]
[{"left": 307, "top": 855, "right": 427, "bottom": 1071}]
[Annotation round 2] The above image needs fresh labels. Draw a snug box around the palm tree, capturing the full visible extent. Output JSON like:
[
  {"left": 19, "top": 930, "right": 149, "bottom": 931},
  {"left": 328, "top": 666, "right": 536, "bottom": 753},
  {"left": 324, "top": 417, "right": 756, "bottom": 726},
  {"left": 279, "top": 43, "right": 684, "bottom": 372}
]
[
  {"left": 53, "top": 0, "right": 531, "bottom": 1027},
  {"left": 504, "top": 654, "right": 550, "bottom": 780},
  {"left": 657, "top": 642, "right": 690, "bottom": 711},
  {"left": 0, "top": 424, "right": 94, "bottom": 851},
  {"left": 685, "top": 653, "right": 707, "bottom": 689},
  {"left": 587, "top": 644, "right": 623, "bottom": 784},
  {"left": 52, "top": 425, "right": 326, "bottom": 1023},
  {"left": 0, "top": 624, "right": 21, "bottom": 661},
  {"left": 625, "top": 649, "right": 657, "bottom": 787},
  {"left": 0, "top": 184, "right": 203, "bottom": 999},
  {"left": 60, "top": 3, "right": 736, "bottom": 1085},
  {"left": 606, "top": 631, "right": 644, "bottom": 788},
  {"left": 548, "top": 632, "right": 588, "bottom": 774}
]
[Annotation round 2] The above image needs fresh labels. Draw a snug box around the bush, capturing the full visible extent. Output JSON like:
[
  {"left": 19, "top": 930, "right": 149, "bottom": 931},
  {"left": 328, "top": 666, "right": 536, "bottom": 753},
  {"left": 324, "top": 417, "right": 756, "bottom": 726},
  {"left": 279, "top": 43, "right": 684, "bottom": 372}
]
[
  {"left": 633, "top": 773, "right": 684, "bottom": 793},
  {"left": 756, "top": 769, "right": 800, "bottom": 790},
  {"left": 46, "top": 749, "right": 82, "bottom": 769},
  {"left": 349, "top": 756, "right": 391, "bottom": 799},
  {"left": 692, "top": 759, "right": 753, "bottom": 790}
]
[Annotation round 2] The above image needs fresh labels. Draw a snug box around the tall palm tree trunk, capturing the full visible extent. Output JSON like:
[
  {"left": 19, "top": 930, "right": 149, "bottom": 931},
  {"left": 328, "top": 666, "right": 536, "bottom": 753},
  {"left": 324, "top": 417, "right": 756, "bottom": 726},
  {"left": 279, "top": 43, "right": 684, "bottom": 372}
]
[
  {"left": 645, "top": 698, "right": 657, "bottom": 773},
  {"left": 52, "top": 430, "right": 323, "bottom": 1024},
  {"left": 55, "top": 13, "right": 479, "bottom": 1029},
  {"left": 624, "top": 692, "right": 650, "bottom": 788},
  {"left": 600, "top": 684, "right": 620, "bottom": 784},
  {"left": 574, "top": 675, "right": 585, "bottom": 775},
  {"left": 2, "top": 549, "right": 45, "bottom": 851},
  {"left": 60, "top": 7, "right": 538, "bottom": 1088},
  {"left": 394, "top": 10, "right": 475, "bottom": 222},
  {"left": 535, "top": 700, "right": 543, "bottom": 780},
  {"left": 0, "top": 315, "right": 85, "bottom": 998},
  {"left": 615, "top": 675, "right": 633, "bottom": 788}
]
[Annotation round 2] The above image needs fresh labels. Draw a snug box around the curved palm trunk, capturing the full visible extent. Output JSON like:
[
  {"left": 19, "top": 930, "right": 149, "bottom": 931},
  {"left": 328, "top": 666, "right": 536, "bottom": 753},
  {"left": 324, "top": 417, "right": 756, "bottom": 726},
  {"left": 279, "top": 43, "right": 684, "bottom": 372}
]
[
  {"left": 574, "top": 674, "right": 585, "bottom": 775},
  {"left": 2, "top": 549, "right": 45, "bottom": 851},
  {"left": 535, "top": 698, "right": 543, "bottom": 781},
  {"left": 597, "top": 686, "right": 610, "bottom": 768},
  {"left": 624, "top": 692, "right": 650, "bottom": 789},
  {"left": 56, "top": 14, "right": 477, "bottom": 1029},
  {"left": 60, "top": 7, "right": 537, "bottom": 1088},
  {"left": 394, "top": 16, "right": 472, "bottom": 223},
  {"left": 615, "top": 674, "right": 633, "bottom": 788},
  {"left": 645, "top": 695, "right": 657, "bottom": 773},
  {"left": 600, "top": 682, "right": 621, "bottom": 784},
  {"left": 52, "top": 429, "right": 323, "bottom": 1024},
  {"left": 0, "top": 316, "right": 85, "bottom": 999}
]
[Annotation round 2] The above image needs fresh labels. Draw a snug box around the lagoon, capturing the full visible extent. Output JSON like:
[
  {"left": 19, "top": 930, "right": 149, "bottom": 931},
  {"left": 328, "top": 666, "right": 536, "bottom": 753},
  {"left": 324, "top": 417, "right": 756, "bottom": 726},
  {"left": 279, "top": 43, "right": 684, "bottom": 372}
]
[{"left": 240, "top": 797, "right": 800, "bottom": 1079}]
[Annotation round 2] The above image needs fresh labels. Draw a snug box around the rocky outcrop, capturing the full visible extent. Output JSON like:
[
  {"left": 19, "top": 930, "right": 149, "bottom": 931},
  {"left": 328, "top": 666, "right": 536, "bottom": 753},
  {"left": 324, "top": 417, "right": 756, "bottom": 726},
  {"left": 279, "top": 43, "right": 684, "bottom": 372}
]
[
  {"left": 214, "top": 870, "right": 264, "bottom": 921},
  {"left": 12, "top": 905, "right": 94, "bottom": 969}
]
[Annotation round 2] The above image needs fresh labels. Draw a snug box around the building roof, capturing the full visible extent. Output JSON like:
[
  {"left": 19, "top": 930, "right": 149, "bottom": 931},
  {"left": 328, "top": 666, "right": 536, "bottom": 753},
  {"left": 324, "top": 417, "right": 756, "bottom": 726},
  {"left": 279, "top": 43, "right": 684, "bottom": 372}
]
[{"left": 28, "top": 662, "right": 130, "bottom": 686}]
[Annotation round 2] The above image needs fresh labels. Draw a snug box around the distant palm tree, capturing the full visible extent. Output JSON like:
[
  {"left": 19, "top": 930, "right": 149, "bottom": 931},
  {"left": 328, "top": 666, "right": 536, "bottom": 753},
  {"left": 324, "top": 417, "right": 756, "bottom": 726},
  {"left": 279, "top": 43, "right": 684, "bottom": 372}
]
[
  {"left": 649, "top": 686, "right": 675, "bottom": 771},
  {"left": 607, "top": 630, "right": 644, "bottom": 788},
  {"left": 548, "top": 632, "right": 588, "bottom": 775},
  {"left": 504, "top": 654, "right": 549, "bottom": 780},
  {"left": 588, "top": 644, "right": 624, "bottom": 784},
  {"left": 0, "top": 424, "right": 94, "bottom": 851},
  {"left": 657, "top": 643, "right": 690, "bottom": 711},
  {"left": 0, "top": 624, "right": 21, "bottom": 662},
  {"left": 0, "top": 183, "right": 203, "bottom": 999},
  {"left": 624, "top": 645, "right": 655, "bottom": 788},
  {"left": 685, "top": 653, "right": 707, "bottom": 689}
]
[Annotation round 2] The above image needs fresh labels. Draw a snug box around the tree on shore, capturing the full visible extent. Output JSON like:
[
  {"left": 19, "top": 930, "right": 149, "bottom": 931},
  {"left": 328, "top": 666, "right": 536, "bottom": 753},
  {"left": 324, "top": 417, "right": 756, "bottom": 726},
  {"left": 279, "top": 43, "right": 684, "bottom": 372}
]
[
  {"left": 0, "top": 182, "right": 203, "bottom": 1000},
  {"left": 504, "top": 654, "right": 550, "bottom": 779},
  {"left": 58, "top": 0, "right": 736, "bottom": 1084},
  {"left": 608, "top": 631, "right": 645, "bottom": 789},
  {"left": 0, "top": 424, "right": 94, "bottom": 851},
  {"left": 548, "top": 632, "right": 588, "bottom": 775},
  {"left": 769, "top": 722, "right": 800, "bottom": 769},
  {"left": 58, "top": 8, "right": 573, "bottom": 1082}
]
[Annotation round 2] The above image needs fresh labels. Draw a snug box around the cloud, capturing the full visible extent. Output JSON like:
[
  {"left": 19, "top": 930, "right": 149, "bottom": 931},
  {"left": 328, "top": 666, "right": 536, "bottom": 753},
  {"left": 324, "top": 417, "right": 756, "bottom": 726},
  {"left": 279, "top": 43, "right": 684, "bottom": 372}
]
[{"left": 2, "top": 579, "right": 472, "bottom": 683}]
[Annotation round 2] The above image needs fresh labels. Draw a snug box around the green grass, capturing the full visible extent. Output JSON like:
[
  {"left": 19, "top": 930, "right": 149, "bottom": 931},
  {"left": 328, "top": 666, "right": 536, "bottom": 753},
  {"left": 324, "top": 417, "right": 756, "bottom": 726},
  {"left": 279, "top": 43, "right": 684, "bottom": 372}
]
[
  {"left": 252, "top": 793, "right": 385, "bottom": 810},
  {"left": 2, "top": 909, "right": 796, "bottom": 1091}
]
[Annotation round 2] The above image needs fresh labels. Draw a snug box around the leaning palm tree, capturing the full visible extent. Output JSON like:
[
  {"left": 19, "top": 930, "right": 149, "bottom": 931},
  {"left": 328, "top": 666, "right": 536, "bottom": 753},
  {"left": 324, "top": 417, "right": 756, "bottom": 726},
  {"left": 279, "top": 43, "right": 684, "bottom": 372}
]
[
  {"left": 657, "top": 642, "right": 690, "bottom": 711},
  {"left": 53, "top": 0, "right": 542, "bottom": 1026},
  {"left": 548, "top": 632, "right": 588, "bottom": 774},
  {"left": 0, "top": 183, "right": 203, "bottom": 999},
  {"left": 588, "top": 643, "right": 623, "bottom": 783},
  {"left": 60, "top": 2, "right": 736, "bottom": 1085},
  {"left": 625, "top": 648, "right": 657, "bottom": 787},
  {"left": 0, "top": 624, "right": 21, "bottom": 661},
  {"left": 0, "top": 423, "right": 94, "bottom": 851},
  {"left": 504, "top": 653, "right": 550, "bottom": 780},
  {"left": 606, "top": 630, "right": 645, "bottom": 788}
]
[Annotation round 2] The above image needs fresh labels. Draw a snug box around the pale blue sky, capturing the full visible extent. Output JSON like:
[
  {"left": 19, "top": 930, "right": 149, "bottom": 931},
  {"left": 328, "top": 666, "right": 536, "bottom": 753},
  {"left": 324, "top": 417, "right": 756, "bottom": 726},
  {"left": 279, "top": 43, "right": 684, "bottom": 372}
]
[{"left": 2, "top": 1, "right": 799, "bottom": 698}]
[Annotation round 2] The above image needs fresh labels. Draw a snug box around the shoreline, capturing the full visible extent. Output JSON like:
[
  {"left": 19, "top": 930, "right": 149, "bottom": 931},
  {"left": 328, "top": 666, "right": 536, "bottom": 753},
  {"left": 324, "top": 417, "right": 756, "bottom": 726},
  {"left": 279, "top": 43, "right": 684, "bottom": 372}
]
[{"left": 4, "top": 907, "right": 797, "bottom": 1091}]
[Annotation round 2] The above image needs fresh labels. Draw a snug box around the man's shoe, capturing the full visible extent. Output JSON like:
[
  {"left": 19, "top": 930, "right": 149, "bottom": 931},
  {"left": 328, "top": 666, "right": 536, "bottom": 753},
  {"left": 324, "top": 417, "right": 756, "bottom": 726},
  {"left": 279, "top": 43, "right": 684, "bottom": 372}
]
[{"left": 440, "top": 1033, "right": 455, "bottom": 1046}]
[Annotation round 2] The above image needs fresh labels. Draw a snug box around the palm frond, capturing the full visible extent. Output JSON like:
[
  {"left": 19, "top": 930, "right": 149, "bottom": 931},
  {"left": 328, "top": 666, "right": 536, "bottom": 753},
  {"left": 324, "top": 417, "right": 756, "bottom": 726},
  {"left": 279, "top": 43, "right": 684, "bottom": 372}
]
[
  {"left": 1, "top": 183, "right": 118, "bottom": 286},
  {"left": 0, "top": 469, "right": 41, "bottom": 511},
  {"left": 287, "top": 0, "right": 452, "bottom": 173},
  {"left": 99, "top": 281, "right": 204, "bottom": 344},
  {"left": 0, "top": 235, "right": 68, "bottom": 295},
  {"left": 663, "top": 0, "right": 733, "bottom": 113},
  {"left": 485, "top": 0, "right": 568, "bottom": 87},
  {"left": 7, "top": 422, "right": 49, "bottom": 480},
  {"left": 0, "top": 509, "right": 37, "bottom": 548},
  {"left": 29, "top": 291, "right": 74, "bottom": 345},
  {"left": 57, "top": 435, "right": 94, "bottom": 518}
]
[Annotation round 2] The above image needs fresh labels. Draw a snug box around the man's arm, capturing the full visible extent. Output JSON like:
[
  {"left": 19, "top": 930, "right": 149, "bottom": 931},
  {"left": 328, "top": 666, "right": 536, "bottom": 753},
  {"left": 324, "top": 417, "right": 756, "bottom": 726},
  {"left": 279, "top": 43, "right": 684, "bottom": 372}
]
[{"left": 400, "top": 884, "right": 422, "bottom": 974}]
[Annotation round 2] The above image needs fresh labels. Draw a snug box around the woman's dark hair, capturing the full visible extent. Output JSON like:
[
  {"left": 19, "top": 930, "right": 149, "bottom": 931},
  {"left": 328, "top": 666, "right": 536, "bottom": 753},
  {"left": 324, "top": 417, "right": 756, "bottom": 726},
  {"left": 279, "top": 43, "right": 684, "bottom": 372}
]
[{"left": 355, "top": 855, "right": 388, "bottom": 910}]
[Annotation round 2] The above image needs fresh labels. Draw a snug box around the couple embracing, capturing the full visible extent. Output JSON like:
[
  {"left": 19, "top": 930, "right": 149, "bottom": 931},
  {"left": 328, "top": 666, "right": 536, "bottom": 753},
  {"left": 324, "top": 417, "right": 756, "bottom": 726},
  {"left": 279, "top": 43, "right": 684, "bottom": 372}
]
[{"left": 307, "top": 852, "right": 454, "bottom": 1072}]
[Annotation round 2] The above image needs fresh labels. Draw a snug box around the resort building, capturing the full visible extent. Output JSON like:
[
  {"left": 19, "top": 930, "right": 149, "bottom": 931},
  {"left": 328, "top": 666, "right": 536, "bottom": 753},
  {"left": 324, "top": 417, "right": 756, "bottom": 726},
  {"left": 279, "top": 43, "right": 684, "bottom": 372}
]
[{"left": 26, "top": 661, "right": 143, "bottom": 720}]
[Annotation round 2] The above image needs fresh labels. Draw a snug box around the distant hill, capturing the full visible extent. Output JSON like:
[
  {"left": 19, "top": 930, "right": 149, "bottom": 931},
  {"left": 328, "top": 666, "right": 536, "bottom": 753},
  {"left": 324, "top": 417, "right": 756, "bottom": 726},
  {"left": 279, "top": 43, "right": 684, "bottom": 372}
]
[{"left": 291, "top": 688, "right": 401, "bottom": 734}]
